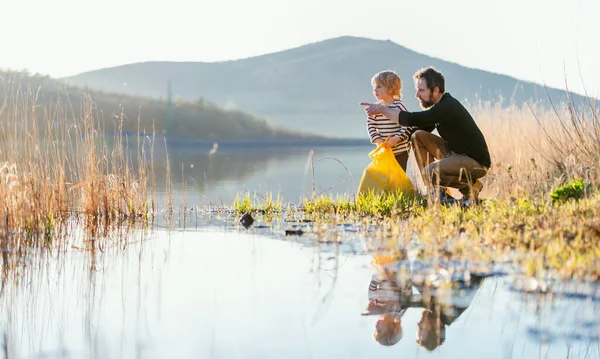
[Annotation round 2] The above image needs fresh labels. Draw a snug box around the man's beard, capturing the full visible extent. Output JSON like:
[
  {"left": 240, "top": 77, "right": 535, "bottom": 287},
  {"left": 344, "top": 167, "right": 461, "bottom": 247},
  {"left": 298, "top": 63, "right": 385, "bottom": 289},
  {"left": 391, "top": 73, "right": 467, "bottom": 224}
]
[{"left": 419, "top": 99, "right": 435, "bottom": 109}]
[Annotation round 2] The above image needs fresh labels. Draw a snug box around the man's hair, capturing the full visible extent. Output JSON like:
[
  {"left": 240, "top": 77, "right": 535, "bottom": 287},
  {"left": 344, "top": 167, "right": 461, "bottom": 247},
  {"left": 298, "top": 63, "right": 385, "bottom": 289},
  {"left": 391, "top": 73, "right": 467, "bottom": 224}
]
[
  {"left": 371, "top": 70, "right": 402, "bottom": 100},
  {"left": 414, "top": 67, "right": 445, "bottom": 94}
]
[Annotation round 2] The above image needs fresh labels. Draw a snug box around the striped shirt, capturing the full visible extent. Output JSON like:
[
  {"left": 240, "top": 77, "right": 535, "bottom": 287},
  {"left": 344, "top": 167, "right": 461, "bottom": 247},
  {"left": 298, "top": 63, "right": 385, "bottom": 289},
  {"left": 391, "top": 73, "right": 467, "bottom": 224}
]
[
  {"left": 363, "top": 274, "right": 414, "bottom": 316},
  {"left": 367, "top": 100, "right": 412, "bottom": 155}
]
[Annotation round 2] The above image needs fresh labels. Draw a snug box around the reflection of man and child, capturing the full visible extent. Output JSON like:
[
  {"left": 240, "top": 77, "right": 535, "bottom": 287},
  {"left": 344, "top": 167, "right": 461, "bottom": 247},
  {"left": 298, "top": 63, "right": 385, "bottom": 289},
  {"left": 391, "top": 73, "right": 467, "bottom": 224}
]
[
  {"left": 361, "top": 67, "right": 491, "bottom": 207},
  {"left": 361, "top": 252, "right": 485, "bottom": 350}
]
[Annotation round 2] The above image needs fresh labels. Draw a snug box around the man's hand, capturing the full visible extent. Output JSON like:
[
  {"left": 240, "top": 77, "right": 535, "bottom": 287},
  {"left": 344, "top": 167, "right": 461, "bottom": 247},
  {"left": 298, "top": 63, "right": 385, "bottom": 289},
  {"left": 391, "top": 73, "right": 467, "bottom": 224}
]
[
  {"left": 361, "top": 102, "right": 401, "bottom": 125},
  {"left": 360, "top": 102, "right": 383, "bottom": 116}
]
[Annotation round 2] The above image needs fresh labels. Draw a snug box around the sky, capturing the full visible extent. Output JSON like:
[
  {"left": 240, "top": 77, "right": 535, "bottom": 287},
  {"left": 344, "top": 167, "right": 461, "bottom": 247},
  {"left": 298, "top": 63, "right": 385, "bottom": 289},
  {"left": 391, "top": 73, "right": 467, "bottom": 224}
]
[{"left": 2, "top": 0, "right": 599, "bottom": 97}]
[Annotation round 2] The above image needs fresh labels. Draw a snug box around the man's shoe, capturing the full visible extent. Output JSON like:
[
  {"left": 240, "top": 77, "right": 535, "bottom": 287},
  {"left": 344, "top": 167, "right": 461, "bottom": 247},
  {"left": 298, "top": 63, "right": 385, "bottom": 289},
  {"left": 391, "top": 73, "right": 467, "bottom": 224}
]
[
  {"left": 460, "top": 197, "right": 485, "bottom": 209},
  {"left": 430, "top": 187, "right": 457, "bottom": 206},
  {"left": 459, "top": 198, "right": 472, "bottom": 208},
  {"left": 470, "top": 180, "right": 483, "bottom": 200}
]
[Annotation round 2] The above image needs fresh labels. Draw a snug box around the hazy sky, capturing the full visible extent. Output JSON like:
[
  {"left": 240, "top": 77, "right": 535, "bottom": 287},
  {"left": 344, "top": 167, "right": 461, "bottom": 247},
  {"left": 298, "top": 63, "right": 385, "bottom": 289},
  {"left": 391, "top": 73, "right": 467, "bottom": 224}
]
[{"left": 2, "top": 0, "right": 599, "bottom": 96}]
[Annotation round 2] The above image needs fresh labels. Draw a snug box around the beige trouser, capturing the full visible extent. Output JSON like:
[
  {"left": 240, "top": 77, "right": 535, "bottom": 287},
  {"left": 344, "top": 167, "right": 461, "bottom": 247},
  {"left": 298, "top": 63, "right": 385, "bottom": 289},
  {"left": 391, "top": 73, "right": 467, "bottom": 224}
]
[{"left": 411, "top": 130, "right": 488, "bottom": 199}]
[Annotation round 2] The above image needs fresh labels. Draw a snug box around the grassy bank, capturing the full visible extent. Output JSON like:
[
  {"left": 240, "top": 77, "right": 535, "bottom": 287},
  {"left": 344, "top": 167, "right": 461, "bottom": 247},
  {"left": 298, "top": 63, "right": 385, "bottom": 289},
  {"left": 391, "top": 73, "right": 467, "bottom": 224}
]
[{"left": 231, "top": 97, "right": 600, "bottom": 280}]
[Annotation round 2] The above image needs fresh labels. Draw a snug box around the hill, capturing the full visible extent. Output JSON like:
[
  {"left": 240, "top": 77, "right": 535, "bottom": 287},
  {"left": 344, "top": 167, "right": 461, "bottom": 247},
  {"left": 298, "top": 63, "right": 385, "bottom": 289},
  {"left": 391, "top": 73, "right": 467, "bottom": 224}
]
[
  {"left": 61, "top": 36, "right": 589, "bottom": 139},
  {"left": 0, "top": 70, "right": 323, "bottom": 140}
]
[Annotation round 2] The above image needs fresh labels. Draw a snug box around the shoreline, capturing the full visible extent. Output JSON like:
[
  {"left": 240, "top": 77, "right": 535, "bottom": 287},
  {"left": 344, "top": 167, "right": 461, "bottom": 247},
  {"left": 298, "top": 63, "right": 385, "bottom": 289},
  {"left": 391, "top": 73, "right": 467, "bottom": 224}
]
[{"left": 158, "top": 136, "right": 372, "bottom": 149}]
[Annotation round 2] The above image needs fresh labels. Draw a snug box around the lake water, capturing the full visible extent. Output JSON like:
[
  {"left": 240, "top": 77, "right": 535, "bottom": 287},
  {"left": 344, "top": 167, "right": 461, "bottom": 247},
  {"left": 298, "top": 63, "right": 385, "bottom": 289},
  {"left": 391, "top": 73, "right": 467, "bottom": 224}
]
[
  {"left": 1, "top": 144, "right": 599, "bottom": 358},
  {"left": 152, "top": 142, "right": 413, "bottom": 208}
]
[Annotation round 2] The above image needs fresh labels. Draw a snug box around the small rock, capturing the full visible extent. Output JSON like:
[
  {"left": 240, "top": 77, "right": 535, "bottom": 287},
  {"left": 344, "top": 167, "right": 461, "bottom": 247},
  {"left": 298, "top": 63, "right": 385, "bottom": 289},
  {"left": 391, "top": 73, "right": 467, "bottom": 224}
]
[
  {"left": 285, "top": 229, "right": 304, "bottom": 236},
  {"left": 239, "top": 212, "right": 254, "bottom": 229}
]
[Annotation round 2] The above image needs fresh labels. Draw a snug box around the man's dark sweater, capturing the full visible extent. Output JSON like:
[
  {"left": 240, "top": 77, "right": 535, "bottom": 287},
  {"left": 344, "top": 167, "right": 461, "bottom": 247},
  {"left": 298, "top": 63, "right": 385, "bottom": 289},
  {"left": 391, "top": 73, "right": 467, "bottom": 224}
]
[{"left": 399, "top": 93, "right": 491, "bottom": 168}]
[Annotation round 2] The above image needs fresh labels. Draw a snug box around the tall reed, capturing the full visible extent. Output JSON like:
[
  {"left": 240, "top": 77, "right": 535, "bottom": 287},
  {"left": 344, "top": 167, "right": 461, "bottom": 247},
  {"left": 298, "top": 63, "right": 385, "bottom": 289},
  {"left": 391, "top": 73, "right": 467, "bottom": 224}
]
[
  {"left": 0, "top": 73, "right": 156, "bottom": 251},
  {"left": 470, "top": 96, "right": 599, "bottom": 199}
]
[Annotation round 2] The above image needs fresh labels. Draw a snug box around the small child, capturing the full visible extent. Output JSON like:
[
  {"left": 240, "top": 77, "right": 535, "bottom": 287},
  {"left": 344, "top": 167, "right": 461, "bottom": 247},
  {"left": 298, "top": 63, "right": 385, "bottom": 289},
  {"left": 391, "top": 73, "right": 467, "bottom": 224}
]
[
  {"left": 361, "top": 253, "right": 415, "bottom": 346},
  {"left": 363, "top": 272, "right": 406, "bottom": 346},
  {"left": 366, "top": 70, "right": 413, "bottom": 172}
]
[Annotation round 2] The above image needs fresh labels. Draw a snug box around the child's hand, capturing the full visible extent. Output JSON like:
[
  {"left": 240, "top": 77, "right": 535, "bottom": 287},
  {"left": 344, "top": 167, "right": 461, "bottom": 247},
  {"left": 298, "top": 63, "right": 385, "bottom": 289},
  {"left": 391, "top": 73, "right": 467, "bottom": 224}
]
[
  {"left": 387, "top": 136, "right": 400, "bottom": 147},
  {"left": 373, "top": 139, "right": 384, "bottom": 146}
]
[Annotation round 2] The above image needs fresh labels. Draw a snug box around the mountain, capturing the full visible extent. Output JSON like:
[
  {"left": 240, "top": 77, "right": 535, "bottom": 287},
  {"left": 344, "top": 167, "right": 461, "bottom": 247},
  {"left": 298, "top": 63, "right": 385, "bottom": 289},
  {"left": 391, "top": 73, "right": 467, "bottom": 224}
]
[
  {"left": 0, "top": 70, "right": 325, "bottom": 140},
  {"left": 61, "top": 36, "right": 587, "bottom": 138}
]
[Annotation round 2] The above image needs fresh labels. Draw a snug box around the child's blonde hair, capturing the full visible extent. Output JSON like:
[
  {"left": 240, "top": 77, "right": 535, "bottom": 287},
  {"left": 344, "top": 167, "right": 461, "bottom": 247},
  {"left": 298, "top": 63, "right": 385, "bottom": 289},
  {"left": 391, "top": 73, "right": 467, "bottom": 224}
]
[
  {"left": 373, "top": 317, "right": 403, "bottom": 346},
  {"left": 371, "top": 70, "right": 402, "bottom": 100}
]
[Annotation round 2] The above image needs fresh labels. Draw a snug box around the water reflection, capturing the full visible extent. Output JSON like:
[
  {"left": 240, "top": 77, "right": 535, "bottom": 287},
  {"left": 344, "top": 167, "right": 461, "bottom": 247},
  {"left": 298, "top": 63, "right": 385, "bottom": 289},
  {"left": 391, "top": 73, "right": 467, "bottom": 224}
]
[
  {"left": 1, "top": 226, "right": 599, "bottom": 358},
  {"left": 361, "top": 252, "right": 489, "bottom": 350},
  {"left": 414, "top": 275, "right": 484, "bottom": 351}
]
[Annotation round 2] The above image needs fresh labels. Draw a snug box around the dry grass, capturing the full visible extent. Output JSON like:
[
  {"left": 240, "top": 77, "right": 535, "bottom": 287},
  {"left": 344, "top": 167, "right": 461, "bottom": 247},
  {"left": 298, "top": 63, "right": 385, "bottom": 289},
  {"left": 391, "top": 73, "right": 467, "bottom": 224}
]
[
  {"left": 0, "top": 73, "right": 156, "bottom": 255},
  {"left": 472, "top": 98, "right": 600, "bottom": 199}
]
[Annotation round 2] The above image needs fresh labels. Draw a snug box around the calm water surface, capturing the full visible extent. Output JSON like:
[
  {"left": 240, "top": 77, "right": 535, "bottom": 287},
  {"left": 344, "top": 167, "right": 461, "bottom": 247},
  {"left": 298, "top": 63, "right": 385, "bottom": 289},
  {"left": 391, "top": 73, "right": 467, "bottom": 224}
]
[
  {"left": 152, "top": 143, "right": 414, "bottom": 207},
  {"left": 2, "top": 228, "right": 599, "bottom": 358}
]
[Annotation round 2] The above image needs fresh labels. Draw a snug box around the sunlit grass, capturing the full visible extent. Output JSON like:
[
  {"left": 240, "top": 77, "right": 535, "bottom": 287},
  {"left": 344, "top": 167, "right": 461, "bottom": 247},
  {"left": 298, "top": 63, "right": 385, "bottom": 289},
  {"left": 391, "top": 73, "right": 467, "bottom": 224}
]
[
  {"left": 233, "top": 192, "right": 283, "bottom": 214},
  {"left": 280, "top": 190, "right": 600, "bottom": 280},
  {"left": 233, "top": 193, "right": 253, "bottom": 213},
  {"left": 301, "top": 190, "right": 422, "bottom": 216}
]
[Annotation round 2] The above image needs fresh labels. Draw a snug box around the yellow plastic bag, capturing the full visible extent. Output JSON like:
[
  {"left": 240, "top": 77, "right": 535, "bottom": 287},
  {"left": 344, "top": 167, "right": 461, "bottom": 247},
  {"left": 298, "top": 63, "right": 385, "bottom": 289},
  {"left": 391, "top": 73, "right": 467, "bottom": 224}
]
[{"left": 357, "top": 142, "right": 415, "bottom": 197}]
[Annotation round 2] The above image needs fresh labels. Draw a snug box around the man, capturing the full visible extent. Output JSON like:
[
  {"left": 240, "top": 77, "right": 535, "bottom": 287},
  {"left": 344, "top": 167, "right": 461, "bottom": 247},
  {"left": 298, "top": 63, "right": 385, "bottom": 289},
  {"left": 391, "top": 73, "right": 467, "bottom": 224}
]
[
  {"left": 360, "top": 67, "right": 491, "bottom": 206},
  {"left": 414, "top": 272, "right": 486, "bottom": 351}
]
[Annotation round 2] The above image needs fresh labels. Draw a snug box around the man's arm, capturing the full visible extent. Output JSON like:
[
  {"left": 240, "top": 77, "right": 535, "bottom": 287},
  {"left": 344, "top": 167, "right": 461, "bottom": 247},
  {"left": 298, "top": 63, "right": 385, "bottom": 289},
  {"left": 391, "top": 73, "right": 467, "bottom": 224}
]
[
  {"left": 417, "top": 124, "right": 436, "bottom": 133},
  {"left": 398, "top": 100, "right": 447, "bottom": 127},
  {"left": 360, "top": 102, "right": 444, "bottom": 129}
]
